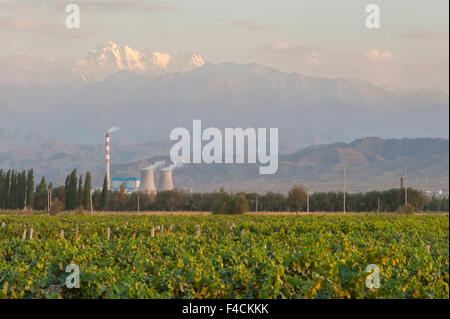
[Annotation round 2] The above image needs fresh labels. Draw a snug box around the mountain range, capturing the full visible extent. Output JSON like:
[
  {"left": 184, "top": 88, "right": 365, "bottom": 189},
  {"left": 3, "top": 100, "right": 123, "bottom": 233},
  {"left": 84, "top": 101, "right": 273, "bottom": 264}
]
[
  {"left": 0, "top": 137, "right": 447, "bottom": 194},
  {"left": 0, "top": 42, "right": 448, "bottom": 193},
  {"left": 75, "top": 41, "right": 205, "bottom": 82},
  {"left": 0, "top": 53, "right": 448, "bottom": 150}
]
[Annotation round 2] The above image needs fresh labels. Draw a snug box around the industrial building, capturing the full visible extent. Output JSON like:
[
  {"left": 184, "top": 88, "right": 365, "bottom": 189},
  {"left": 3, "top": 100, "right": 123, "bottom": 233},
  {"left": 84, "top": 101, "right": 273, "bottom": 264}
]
[
  {"left": 105, "top": 129, "right": 177, "bottom": 194},
  {"left": 111, "top": 177, "right": 140, "bottom": 193}
]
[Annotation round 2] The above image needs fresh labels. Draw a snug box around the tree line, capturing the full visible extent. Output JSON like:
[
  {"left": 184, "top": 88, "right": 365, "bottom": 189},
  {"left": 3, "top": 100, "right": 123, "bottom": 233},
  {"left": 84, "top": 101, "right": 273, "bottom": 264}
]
[{"left": 0, "top": 169, "right": 448, "bottom": 213}]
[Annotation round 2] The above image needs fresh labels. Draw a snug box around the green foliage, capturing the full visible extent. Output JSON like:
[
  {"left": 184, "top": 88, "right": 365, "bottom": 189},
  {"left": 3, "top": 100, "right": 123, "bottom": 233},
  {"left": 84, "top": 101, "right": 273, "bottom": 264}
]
[
  {"left": 49, "top": 198, "right": 63, "bottom": 216},
  {"left": 101, "top": 175, "right": 109, "bottom": 211},
  {"left": 83, "top": 172, "right": 92, "bottom": 210},
  {"left": 398, "top": 203, "right": 416, "bottom": 215},
  {"left": 287, "top": 184, "right": 307, "bottom": 212},
  {"left": 230, "top": 194, "right": 249, "bottom": 214},
  {"left": 26, "top": 169, "right": 34, "bottom": 209},
  {"left": 34, "top": 177, "right": 47, "bottom": 211},
  {"left": 0, "top": 214, "right": 448, "bottom": 299}
]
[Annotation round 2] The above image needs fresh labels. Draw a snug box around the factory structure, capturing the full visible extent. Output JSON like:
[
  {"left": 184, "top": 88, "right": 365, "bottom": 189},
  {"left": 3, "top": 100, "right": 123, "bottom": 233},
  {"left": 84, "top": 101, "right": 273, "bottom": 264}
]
[
  {"left": 110, "top": 168, "right": 176, "bottom": 194},
  {"left": 105, "top": 129, "right": 177, "bottom": 194}
]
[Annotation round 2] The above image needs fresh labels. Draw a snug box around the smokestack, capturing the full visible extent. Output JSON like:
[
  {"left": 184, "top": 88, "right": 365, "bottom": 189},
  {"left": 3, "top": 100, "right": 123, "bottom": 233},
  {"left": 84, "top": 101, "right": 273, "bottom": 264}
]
[
  {"left": 106, "top": 133, "right": 111, "bottom": 190},
  {"left": 140, "top": 169, "right": 157, "bottom": 195},
  {"left": 158, "top": 170, "right": 174, "bottom": 191}
]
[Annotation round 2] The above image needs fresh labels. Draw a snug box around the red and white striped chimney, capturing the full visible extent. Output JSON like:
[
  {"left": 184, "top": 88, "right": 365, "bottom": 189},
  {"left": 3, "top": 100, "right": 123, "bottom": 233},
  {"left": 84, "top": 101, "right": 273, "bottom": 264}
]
[{"left": 106, "top": 133, "right": 111, "bottom": 190}]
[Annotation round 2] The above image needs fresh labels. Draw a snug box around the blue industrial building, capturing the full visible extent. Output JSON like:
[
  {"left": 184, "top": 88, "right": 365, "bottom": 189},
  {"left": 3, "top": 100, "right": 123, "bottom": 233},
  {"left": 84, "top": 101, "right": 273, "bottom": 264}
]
[{"left": 111, "top": 177, "right": 140, "bottom": 193}]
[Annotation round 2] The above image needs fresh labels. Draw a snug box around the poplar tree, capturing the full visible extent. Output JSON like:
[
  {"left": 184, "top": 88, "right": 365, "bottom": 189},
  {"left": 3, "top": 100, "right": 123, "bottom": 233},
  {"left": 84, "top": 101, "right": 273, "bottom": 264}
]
[
  {"left": 34, "top": 177, "right": 47, "bottom": 210},
  {"left": 26, "top": 169, "right": 34, "bottom": 209},
  {"left": 68, "top": 169, "right": 78, "bottom": 210},
  {"left": 0, "top": 169, "right": 4, "bottom": 209},
  {"left": 18, "top": 170, "right": 27, "bottom": 209},
  {"left": 83, "top": 172, "right": 92, "bottom": 210},
  {"left": 4, "top": 170, "right": 11, "bottom": 209},
  {"left": 101, "top": 175, "right": 109, "bottom": 211},
  {"left": 78, "top": 174, "right": 83, "bottom": 208},
  {"left": 64, "top": 175, "right": 70, "bottom": 210}
]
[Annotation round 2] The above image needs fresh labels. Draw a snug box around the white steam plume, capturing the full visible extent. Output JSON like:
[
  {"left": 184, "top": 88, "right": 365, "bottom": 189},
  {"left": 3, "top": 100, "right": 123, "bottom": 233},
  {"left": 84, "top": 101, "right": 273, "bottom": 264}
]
[
  {"left": 107, "top": 126, "right": 120, "bottom": 134},
  {"left": 161, "top": 161, "right": 184, "bottom": 171},
  {"left": 143, "top": 160, "right": 165, "bottom": 170}
]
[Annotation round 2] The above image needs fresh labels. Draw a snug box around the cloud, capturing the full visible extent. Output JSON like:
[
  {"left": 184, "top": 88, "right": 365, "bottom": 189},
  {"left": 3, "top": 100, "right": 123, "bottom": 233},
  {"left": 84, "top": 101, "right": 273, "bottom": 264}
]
[
  {"left": 0, "top": 16, "right": 94, "bottom": 37},
  {"left": 262, "top": 42, "right": 400, "bottom": 89},
  {"left": 364, "top": 49, "right": 394, "bottom": 63},
  {"left": 0, "top": 0, "right": 177, "bottom": 13},
  {"left": 269, "top": 42, "right": 290, "bottom": 51},
  {"left": 231, "top": 20, "right": 274, "bottom": 31},
  {"left": 398, "top": 30, "right": 449, "bottom": 40},
  {"left": 0, "top": 52, "right": 76, "bottom": 86}
]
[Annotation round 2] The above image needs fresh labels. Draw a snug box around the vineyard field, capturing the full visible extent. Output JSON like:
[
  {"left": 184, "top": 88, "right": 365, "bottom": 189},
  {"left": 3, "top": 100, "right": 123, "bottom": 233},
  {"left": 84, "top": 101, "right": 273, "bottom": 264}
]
[{"left": 0, "top": 213, "right": 448, "bottom": 299}]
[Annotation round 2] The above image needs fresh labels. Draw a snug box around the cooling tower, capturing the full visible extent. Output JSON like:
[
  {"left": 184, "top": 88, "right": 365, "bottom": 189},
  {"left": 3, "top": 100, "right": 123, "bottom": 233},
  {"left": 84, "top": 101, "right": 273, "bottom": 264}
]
[
  {"left": 140, "top": 169, "right": 157, "bottom": 194},
  {"left": 158, "top": 170, "right": 174, "bottom": 191}
]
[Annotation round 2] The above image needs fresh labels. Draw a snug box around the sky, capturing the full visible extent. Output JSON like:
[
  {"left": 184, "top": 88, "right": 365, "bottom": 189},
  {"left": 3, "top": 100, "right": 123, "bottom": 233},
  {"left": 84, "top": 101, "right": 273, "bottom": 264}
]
[{"left": 0, "top": 0, "right": 449, "bottom": 91}]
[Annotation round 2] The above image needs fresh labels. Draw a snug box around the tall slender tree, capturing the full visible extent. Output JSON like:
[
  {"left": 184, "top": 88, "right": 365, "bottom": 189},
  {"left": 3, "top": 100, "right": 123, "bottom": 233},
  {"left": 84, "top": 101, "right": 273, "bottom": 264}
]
[
  {"left": 101, "top": 175, "right": 109, "bottom": 211},
  {"left": 34, "top": 177, "right": 47, "bottom": 210},
  {"left": 0, "top": 169, "right": 4, "bottom": 209},
  {"left": 4, "top": 170, "right": 11, "bottom": 209},
  {"left": 68, "top": 169, "right": 78, "bottom": 210},
  {"left": 83, "top": 172, "right": 92, "bottom": 210},
  {"left": 19, "top": 170, "right": 27, "bottom": 209},
  {"left": 64, "top": 175, "right": 70, "bottom": 210},
  {"left": 78, "top": 174, "right": 83, "bottom": 208},
  {"left": 26, "top": 169, "right": 34, "bottom": 209}
]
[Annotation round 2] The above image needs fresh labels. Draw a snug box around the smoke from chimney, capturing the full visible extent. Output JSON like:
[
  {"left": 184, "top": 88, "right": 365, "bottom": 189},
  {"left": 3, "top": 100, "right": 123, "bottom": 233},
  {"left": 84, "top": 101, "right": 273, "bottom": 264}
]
[
  {"left": 107, "top": 126, "right": 120, "bottom": 134},
  {"left": 143, "top": 160, "right": 165, "bottom": 170},
  {"left": 161, "top": 161, "right": 183, "bottom": 171}
]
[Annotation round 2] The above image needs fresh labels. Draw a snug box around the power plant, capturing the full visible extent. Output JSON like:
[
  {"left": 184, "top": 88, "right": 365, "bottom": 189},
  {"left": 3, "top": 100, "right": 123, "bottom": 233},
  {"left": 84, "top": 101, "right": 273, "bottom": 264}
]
[
  {"left": 140, "top": 168, "right": 157, "bottom": 194},
  {"left": 158, "top": 169, "right": 174, "bottom": 191},
  {"left": 105, "top": 128, "right": 178, "bottom": 193}
]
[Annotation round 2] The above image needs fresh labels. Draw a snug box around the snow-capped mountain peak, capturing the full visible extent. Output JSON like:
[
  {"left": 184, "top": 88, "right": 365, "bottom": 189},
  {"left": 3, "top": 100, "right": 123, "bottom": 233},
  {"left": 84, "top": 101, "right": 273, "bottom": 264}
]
[{"left": 76, "top": 41, "right": 205, "bottom": 82}]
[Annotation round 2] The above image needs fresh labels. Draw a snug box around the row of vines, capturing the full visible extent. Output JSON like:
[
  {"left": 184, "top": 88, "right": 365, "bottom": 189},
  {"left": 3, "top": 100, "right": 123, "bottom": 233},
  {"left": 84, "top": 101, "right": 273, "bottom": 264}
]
[{"left": 0, "top": 214, "right": 448, "bottom": 298}]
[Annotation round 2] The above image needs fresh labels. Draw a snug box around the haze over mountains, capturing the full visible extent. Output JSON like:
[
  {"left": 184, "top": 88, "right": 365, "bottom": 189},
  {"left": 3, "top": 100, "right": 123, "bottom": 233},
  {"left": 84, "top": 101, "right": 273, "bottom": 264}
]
[
  {"left": 0, "top": 42, "right": 448, "bottom": 192},
  {"left": 0, "top": 137, "right": 447, "bottom": 194}
]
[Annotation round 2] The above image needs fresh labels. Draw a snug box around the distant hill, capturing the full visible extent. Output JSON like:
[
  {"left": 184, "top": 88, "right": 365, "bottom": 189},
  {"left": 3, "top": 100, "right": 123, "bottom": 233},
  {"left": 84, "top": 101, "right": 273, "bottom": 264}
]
[
  {"left": 0, "top": 137, "right": 447, "bottom": 193},
  {"left": 112, "top": 137, "right": 449, "bottom": 194},
  {"left": 0, "top": 62, "right": 448, "bottom": 150}
]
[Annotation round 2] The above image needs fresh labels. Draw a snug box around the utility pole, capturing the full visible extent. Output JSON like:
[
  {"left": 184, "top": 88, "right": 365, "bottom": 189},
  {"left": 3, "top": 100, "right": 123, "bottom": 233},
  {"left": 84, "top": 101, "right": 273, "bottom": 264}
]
[
  {"left": 377, "top": 196, "right": 380, "bottom": 213},
  {"left": 47, "top": 188, "right": 52, "bottom": 212},
  {"left": 90, "top": 191, "right": 93, "bottom": 215},
  {"left": 255, "top": 194, "right": 258, "bottom": 213},
  {"left": 404, "top": 168, "right": 408, "bottom": 206},
  {"left": 343, "top": 166, "right": 346, "bottom": 214},
  {"left": 137, "top": 194, "right": 140, "bottom": 213},
  {"left": 307, "top": 190, "right": 310, "bottom": 213}
]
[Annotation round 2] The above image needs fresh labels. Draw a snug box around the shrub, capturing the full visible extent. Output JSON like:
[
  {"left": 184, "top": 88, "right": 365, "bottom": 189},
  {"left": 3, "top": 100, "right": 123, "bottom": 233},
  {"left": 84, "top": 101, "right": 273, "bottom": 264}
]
[
  {"left": 74, "top": 206, "right": 88, "bottom": 216},
  {"left": 229, "top": 194, "right": 249, "bottom": 214},
  {"left": 49, "top": 198, "right": 63, "bottom": 216},
  {"left": 398, "top": 203, "right": 415, "bottom": 215}
]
